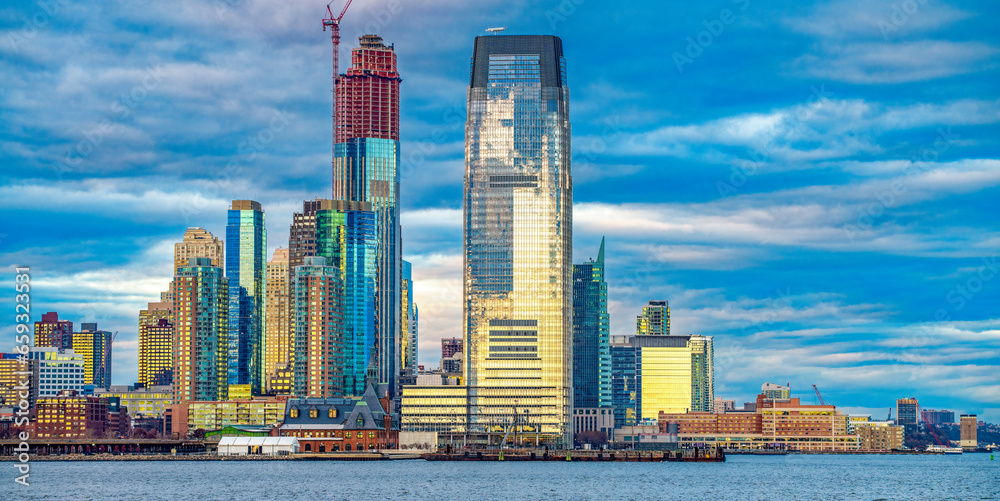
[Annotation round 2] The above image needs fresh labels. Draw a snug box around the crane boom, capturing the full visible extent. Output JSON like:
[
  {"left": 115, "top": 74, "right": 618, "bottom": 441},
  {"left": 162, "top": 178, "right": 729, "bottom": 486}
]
[
  {"left": 812, "top": 384, "right": 826, "bottom": 406},
  {"left": 323, "top": 0, "right": 353, "bottom": 175}
]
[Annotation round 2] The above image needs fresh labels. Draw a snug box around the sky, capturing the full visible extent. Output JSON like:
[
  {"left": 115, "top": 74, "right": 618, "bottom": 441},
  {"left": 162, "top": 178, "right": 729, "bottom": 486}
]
[{"left": 1, "top": 0, "right": 998, "bottom": 422}]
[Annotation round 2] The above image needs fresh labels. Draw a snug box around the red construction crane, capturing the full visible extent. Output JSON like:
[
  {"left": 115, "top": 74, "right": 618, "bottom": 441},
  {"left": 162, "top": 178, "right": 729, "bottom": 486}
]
[
  {"left": 920, "top": 407, "right": 947, "bottom": 446},
  {"left": 322, "top": 0, "right": 353, "bottom": 166},
  {"left": 812, "top": 384, "right": 826, "bottom": 406}
]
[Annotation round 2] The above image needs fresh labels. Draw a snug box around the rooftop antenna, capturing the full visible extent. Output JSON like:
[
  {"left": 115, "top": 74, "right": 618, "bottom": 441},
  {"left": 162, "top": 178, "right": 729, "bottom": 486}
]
[{"left": 485, "top": 27, "right": 506, "bottom": 35}]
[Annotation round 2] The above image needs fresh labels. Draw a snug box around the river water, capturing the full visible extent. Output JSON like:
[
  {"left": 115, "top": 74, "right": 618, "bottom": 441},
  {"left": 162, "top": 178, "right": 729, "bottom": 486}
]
[{"left": 7, "top": 453, "right": 999, "bottom": 500}]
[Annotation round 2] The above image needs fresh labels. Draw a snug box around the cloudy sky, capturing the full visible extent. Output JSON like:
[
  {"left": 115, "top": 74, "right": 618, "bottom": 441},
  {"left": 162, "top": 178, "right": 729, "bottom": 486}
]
[{"left": 1, "top": 0, "right": 997, "bottom": 421}]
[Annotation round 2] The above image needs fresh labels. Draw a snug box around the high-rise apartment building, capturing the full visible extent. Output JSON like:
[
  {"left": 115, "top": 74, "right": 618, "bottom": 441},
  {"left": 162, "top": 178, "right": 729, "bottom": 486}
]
[
  {"left": 464, "top": 35, "right": 573, "bottom": 446},
  {"left": 441, "top": 338, "right": 462, "bottom": 360},
  {"left": 761, "top": 382, "right": 791, "bottom": 400},
  {"left": 922, "top": 409, "right": 956, "bottom": 425},
  {"left": 138, "top": 302, "right": 174, "bottom": 387},
  {"left": 401, "top": 260, "right": 417, "bottom": 375},
  {"left": 292, "top": 256, "right": 344, "bottom": 398},
  {"left": 896, "top": 397, "right": 919, "bottom": 426},
  {"left": 0, "top": 354, "right": 34, "bottom": 407},
  {"left": 33, "top": 311, "right": 73, "bottom": 350},
  {"left": 333, "top": 34, "right": 403, "bottom": 397},
  {"left": 226, "top": 200, "right": 266, "bottom": 394},
  {"left": 172, "top": 258, "right": 229, "bottom": 404},
  {"left": 264, "top": 247, "right": 291, "bottom": 394},
  {"left": 610, "top": 334, "right": 714, "bottom": 424},
  {"left": 572, "top": 237, "right": 611, "bottom": 409},
  {"left": 315, "top": 201, "right": 378, "bottom": 397},
  {"left": 289, "top": 199, "right": 329, "bottom": 269},
  {"left": 73, "top": 322, "right": 113, "bottom": 390},
  {"left": 174, "top": 227, "right": 224, "bottom": 273},
  {"left": 28, "top": 347, "right": 85, "bottom": 402},
  {"left": 637, "top": 300, "right": 670, "bottom": 336},
  {"left": 960, "top": 414, "right": 978, "bottom": 449}
]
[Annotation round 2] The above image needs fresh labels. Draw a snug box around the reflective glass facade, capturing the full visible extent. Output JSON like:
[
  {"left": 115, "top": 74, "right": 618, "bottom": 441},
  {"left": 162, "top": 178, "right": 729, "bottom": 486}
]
[
  {"left": 637, "top": 300, "right": 670, "bottom": 336},
  {"left": 464, "top": 35, "right": 573, "bottom": 446},
  {"left": 263, "top": 248, "right": 290, "bottom": 394},
  {"left": 401, "top": 260, "right": 417, "bottom": 375},
  {"left": 316, "top": 204, "right": 378, "bottom": 397},
  {"left": 173, "top": 258, "right": 229, "bottom": 403},
  {"left": 572, "top": 237, "right": 611, "bottom": 409},
  {"left": 226, "top": 200, "right": 266, "bottom": 394}
]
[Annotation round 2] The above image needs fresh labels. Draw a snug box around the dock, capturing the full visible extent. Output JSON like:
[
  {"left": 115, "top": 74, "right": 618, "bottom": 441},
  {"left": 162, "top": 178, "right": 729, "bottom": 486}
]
[{"left": 423, "top": 447, "right": 725, "bottom": 462}]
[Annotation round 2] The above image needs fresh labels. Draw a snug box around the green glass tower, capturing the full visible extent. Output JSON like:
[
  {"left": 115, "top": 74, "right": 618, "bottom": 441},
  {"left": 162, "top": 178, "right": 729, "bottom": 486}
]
[
  {"left": 572, "top": 237, "right": 611, "bottom": 409},
  {"left": 227, "top": 200, "right": 266, "bottom": 395}
]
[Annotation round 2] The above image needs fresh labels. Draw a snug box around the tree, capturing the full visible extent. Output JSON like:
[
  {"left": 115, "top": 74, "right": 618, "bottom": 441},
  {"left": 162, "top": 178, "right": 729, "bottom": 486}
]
[
  {"left": 575, "top": 430, "right": 608, "bottom": 447},
  {"left": 190, "top": 428, "right": 206, "bottom": 440}
]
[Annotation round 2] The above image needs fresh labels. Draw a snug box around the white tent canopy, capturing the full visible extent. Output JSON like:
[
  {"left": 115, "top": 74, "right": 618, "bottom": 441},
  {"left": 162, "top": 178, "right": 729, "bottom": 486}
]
[{"left": 217, "top": 436, "right": 299, "bottom": 456}]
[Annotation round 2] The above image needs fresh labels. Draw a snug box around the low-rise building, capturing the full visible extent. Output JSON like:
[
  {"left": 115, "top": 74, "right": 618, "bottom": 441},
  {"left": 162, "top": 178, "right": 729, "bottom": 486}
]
[
  {"left": 713, "top": 398, "right": 735, "bottom": 414},
  {"left": 574, "top": 407, "right": 614, "bottom": 438},
  {"left": 29, "top": 347, "right": 85, "bottom": 402},
  {"left": 277, "top": 383, "right": 398, "bottom": 452},
  {"left": 0, "top": 354, "right": 34, "bottom": 407},
  {"left": 34, "top": 392, "right": 110, "bottom": 439},
  {"left": 168, "top": 397, "right": 287, "bottom": 438},
  {"left": 94, "top": 384, "right": 172, "bottom": 418},
  {"left": 855, "top": 421, "right": 904, "bottom": 451}
]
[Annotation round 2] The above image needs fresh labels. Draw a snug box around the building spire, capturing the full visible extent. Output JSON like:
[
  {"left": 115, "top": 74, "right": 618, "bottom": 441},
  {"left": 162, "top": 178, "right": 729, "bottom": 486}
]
[{"left": 597, "top": 236, "right": 605, "bottom": 264}]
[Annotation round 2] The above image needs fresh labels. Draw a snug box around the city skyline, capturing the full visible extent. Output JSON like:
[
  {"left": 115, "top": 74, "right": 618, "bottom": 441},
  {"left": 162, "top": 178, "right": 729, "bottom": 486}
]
[{"left": 1, "top": 0, "right": 998, "bottom": 423}]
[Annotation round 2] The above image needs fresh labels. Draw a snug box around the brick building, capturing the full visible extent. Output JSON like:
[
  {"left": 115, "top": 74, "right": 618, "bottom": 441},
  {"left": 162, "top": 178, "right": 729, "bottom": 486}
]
[
  {"left": 277, "top": 383, "right": 398, "bottom": 452},
  {"left": 34, "top": 392, "right": 112, "bottom": 439}
]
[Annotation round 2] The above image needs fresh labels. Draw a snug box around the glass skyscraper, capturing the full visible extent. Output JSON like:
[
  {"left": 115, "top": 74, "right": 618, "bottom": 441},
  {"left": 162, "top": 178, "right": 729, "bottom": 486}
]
[
  {"left": 333, "top": 35, "right": 402, "bottom": 397},
  {"left": 572, "top": 237, "right": 611, "bottom": 409},
  {"left": 637, "top": 300, "right": 670, "bottom": 335},
  {"left": 401, "top": 260, "right": 417, "bottom": 376},
  {"left": 464, "top": 35, "right": 573, "bottom": 446},
  {"left": 226, "top": 200, "right": 266, "bottom": 395},
  {"left": 316, "top": 201, "right": 378, "bottom": 397},
  {"left": 173, "top": 257, "right": 229, "bottom": 403}
]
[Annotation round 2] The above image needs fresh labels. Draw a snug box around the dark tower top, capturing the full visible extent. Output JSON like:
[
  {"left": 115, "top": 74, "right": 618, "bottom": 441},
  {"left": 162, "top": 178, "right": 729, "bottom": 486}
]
[{"left": 470, "top": 35, "right": 565, "bottom": 88}]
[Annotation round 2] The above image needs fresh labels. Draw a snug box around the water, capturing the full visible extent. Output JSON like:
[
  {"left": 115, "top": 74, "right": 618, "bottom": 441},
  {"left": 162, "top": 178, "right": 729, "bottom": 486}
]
[{"left": 6, "top": 454, "right": 998, "bottom": 500}]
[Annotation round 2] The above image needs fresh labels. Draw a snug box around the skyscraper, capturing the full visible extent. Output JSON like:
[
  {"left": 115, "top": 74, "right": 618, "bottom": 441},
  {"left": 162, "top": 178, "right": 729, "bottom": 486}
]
[
  {"left": 226, "top": 200, "right": 266, "bottom": 394},
  {"left": 315, "top": 200, "right": 378, "bottom": 397},
  {"left": 174, "top": 227, "right": 224, "bottom": 273},
  {"left": 33, "top": 312, "right": 73, "bottom": 350},
  {"left": 73, "top": 322, "right": 113, "bottom": 390},
  {"left": 572, "top": 237, "right": 611, "bottom": 409},
  {"left": 289, "top": 199, "right": 329, "bottom": 270},
  {"left": 333, "top": 34, "right": 402, "bottom": 396},
  {"left": 139, "top": 301, "right": 173, "bottom": 387},
  {"left": 896, "top": 397, "right": 919, "bottom": 426},
  {"left": 172, "top": 257, "right": 229, "bottom": 403},
  {"left": 637, "top": 300, "right": 670, "bottom": 336},
  {"left": 264, "top": 247, "right": 291, "bottom": 394},
  {"left": 292, "top": 256, "right": 344, "bottom": 398},
  {"left": 401, "top": 260, "right": 417, "bottom": 375},
  {"left": 464, "top": 35, "right": 573, "bottom": 446}
]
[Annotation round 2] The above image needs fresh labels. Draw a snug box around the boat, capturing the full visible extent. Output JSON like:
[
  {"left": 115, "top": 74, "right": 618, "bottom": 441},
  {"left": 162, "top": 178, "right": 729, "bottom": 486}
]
[{"left": 925, "top": 445, "right": 962, "bottom": 454}]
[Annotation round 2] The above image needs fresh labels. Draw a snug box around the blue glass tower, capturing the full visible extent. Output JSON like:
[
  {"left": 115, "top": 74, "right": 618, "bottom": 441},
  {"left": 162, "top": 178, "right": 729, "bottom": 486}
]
[
  {"left": 226, "top": 200, "right": 266, "bottom": 394},
  {"left": 572, "top": 237, "right": 611, "bottom": 409}
]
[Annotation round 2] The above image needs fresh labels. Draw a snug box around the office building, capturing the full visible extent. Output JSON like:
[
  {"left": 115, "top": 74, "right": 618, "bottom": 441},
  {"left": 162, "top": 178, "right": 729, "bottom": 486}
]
[
  {"left": 71, "top": 323, "right": 113, "bottom": 390},
  {"left": 401, "top": 260, "right": 418, "bottom": 376},
  {"left": 855, "top": 421, "right": 905, "bottom": 451},
  {"left": 960, "top": 414, "right": 978, "bottom": 449},
  {"left": 611, "top": 334, "right": 714, "bottom": 424},
  {"left": 168, "top": 397, "right": 286, "bottom": 438},
  {"left": 573, "top": 237, "right": 611, "bottom": 410},
  {"left": 174, "top": 227, "right": 224, "bottom": 273},
  {"left": 227, "top": 199, "right": 267, "bottom": 394},
  {"left": 28, "top": 347, "right": 85, "bottom": 402},
  {"left": 333, "top": 34, "right": 403, "bottom": 397},
  {"left": 922, "top": 409, "right": 955, "bottom": 425},
  {"left": 95, "top": 384, "right": 173, "bottom": 418},
  {"left": 463, "top": 34, "right": 573, "bottom": 447},
  {"left": 172, "top": 257, "right": 229, "bottom": 404},
  {"left": 0, "top": 354, "right": 34, "bottom": 407},
  {"left": 573, "top": 407, "right": 614, "bottom": 439},
  {"left": 292, "top": 256, "right": 344, "bottom": 398},
  {"left": 636, "top": 300, "right": 670, "bottom": 336},
  {"left": 315, "top": 201, "right": 378, "bottom": 397},
  {"left": 34, "top": 392, "right": 110, "bottom": 439},
  {"left": 264, "top": 247, "right": 291, "bottom": 394},
  {"left": 896, "top": 397, "right": 919, "bottom": 425},
  {"left": 138, "top": 316, "right": 173, "bottom": 388},
  {"left": 761, "top": 382, "right": 790, "bottom": 400},
  {"left": 34, "top": 311, "right": 74, "bottom": 350}
]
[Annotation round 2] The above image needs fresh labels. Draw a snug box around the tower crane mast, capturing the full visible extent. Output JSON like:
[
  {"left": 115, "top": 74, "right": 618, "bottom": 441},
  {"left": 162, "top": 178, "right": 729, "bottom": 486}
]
[{"left": 323, "top": 0, "right": 353, "bottom": 169}]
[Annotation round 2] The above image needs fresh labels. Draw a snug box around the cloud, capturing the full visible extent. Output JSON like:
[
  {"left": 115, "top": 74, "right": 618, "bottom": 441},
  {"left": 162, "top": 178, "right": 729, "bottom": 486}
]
[{"left": 796, "top": 41, "right": 999, "bottom": 84}]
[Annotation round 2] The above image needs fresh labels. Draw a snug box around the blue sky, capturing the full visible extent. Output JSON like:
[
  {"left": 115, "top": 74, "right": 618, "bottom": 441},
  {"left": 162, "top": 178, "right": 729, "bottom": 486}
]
[{"left": 1, "top": 0, "right": 997, "bottom": 421}]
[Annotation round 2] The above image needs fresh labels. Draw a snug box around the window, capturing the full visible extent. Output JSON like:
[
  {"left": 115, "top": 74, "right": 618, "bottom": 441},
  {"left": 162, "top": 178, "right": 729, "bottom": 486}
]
[
  {"left": 309, "top": 408, "right": 318, "bottom": 418},
  {"left": 290, "top": 408, "right": 299, "bottom": 418},
  {"left": 328, "top": 408, "right": 337, "bottom": 418}
]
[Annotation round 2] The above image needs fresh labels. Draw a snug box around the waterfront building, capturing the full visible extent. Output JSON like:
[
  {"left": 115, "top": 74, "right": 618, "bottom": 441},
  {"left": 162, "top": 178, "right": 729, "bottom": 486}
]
[
  {"left": 855, "top": 421, "right": 904, "bottom": 451},
  {"left": 961, "top": 414, "right": 978, "bottom": 449},
  {"left": 168, "top": 397, "right": 287, "bottom": 438},
  {"left": 314, "top": 203, "right": 378, "bottom": 397},
  {"left": 713, "top": 398, "right": 736, "bottom": 414},
  {"left": 463, "top": 34, "right": 573, "bottom": 447},
  {"left": 0, "top": 354, "right": 34, "bottom": 407},
  {"left": 34, "top": 392, "right": 110, "bottom": 439},
  {"left": 610, "top": 334, "right": 714, "bottom": 424},
  {"left": 399, "top": 385, "right": 468, "bottom": 436},
  {"left": 33, "top": 311, "right": 73, "bottom": 350},
  {"left": 896, "top": 397, "right": 919, "bottom": 425},
  {"left": 28, "top": 347, "right": 85, "bottom": 403},
  {"left": 139, "top": 302, "right": 173, "bottom": 387},
  {"left": 292, "top": 256, "right": 344, "bottom": 398},
  {"left": 573, "top": 407, "right": 614, "bottom": 438},
  {"left": 278, "top": 383, "right": 399, "bottom": 452},
  {"left": 94, "top": 384, "right": 173, "bottom": 418},
  {"left": 71, "top": 323, "right": 113, "bottom": 390},
  {"left": 227, "top": 199, "right": 267, "bottom": 394},
  {"left": 264, "top": 247, "right": 291, "bottom": 394},
  {"left": 174, "top": 227, "right": 224, "bottom": 273},
  {"left": 636, "top": 300, "right": 670, "bottom": 336},
  {"left": 441, "top": 338, "right": 462, "bottom": 360},
  {"left": 657, "top": 394, "right": 859, "bottom": 451},
  {"left": 572, "top": 237, "right": 612, "bottom": 410},
  {"left": 333, "top": 34, "right": 403, "bottom": 397},
  {"left": 922, "top": 409, "right": 955, "bottom": 425},
  {"left": 761, "top": 382, "right": 790, "bottom": 400},
  {"left": 172, "top": 257, "right": 229, "bottom": 404}
]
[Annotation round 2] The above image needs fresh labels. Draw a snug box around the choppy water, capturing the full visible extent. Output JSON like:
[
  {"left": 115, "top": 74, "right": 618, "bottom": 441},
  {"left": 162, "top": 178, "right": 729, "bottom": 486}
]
[{"left": 7, "top": 453, "right": 999, "bottom": 500}]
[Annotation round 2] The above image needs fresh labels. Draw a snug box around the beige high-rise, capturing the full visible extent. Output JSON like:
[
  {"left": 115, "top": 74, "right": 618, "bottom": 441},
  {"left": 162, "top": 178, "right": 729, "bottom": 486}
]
[
  {"left": 264, "top": 247, "right": 291, "bottom": 393},
  {"left": 173, "top": 227, "right": 224, "bottom": 273}
]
